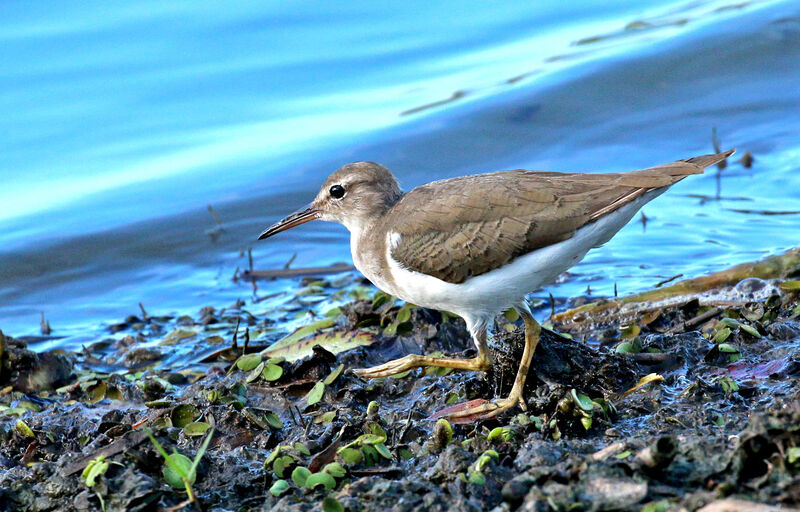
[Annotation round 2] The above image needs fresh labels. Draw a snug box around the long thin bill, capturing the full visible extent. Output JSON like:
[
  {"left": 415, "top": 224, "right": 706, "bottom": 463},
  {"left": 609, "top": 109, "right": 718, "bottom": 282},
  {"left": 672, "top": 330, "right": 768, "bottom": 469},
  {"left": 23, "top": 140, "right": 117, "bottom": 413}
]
[{"left": 258, "top": 206, "right": 319, "bottom": 240}]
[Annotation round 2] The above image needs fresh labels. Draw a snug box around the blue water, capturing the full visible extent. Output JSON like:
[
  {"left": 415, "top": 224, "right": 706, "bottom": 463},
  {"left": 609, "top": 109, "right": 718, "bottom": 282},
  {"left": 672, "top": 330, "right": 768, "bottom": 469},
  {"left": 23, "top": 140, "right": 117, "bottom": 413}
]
[{"left": 2, "top": 0, "right": 799, "bottom": 347}]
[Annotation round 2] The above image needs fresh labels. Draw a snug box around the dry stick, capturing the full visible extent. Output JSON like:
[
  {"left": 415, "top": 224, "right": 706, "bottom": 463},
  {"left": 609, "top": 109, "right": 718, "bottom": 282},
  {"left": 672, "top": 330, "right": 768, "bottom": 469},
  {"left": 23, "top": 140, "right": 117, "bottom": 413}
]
[
  {"left": 591, "top": 441, "right": 626, "bottom": 462},
  {"left": 160, "top": 497, "right": 194, "bottom": 512},
  {"left": 139, "top": 302, "right": 149, "bottom": 321},
  {"left": 655, "top": 274, "right": 683, "bottom": 288},
  {"left": 670, "top": 306, "right": 722, "bottom": 334},
  {"left": 242, "top": 263, "right": 356, "bottom": 281},
  {"left": 294, "top": 405, "right": 307, "bottom": 431},
  {"left": 232, "top": 318, "right": 241, "bottom": 351},
  {"left": 207, "top": 204, "right": 222, "bottom": 225}
]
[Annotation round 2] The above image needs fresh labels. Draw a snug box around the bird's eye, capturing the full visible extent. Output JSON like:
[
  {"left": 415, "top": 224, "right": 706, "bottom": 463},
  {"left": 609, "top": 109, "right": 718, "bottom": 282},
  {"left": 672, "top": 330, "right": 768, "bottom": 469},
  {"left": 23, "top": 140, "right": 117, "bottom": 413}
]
[{"left": 329, "top": 185, "right": 345, "bottom": 199}]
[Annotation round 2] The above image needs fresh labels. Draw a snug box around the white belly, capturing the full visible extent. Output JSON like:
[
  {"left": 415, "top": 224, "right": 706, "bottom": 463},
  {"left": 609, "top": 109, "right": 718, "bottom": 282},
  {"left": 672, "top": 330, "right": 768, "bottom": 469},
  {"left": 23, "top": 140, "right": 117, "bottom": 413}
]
[{"left": 381, "top": 191, "right": 659, "bottom": 323}]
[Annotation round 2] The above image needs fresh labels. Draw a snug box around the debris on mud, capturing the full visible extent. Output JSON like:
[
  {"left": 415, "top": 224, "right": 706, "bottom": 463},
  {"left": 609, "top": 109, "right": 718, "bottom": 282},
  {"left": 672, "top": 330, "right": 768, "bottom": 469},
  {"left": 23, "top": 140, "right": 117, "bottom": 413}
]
[{"left": 1, "top": 251, "right": 800, "bottom": 511}]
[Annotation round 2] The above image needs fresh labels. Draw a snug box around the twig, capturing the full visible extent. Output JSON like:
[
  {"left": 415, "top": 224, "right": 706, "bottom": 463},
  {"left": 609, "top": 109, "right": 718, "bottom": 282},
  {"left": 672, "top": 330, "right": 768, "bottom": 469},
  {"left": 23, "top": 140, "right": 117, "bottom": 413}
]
[
  {"left": 284, "top": 253, "right": 297, "bottom": 269},
  {"left": 671, "top": 306, "right": 721, "bottom": 333},
  {"left": 40, "top": 312, "right": 52, "bottom": 335},
  {"left": 655, "top": 274, "right": 683, "bottom": 288},
  {"left": 241, "top": 263, "right": 356, "bottom": 281},
  {"left": 159, "top": 498, "right": 195, "bottom": 512},
  {"left": 232, "top": 318, "right": 241, "bottom": 351},
  {"left": 590, "top": 441, "right": 626, "bottom": 461},
  {"left": 207, "top": 205, "right": 222, "bottom": 226}
]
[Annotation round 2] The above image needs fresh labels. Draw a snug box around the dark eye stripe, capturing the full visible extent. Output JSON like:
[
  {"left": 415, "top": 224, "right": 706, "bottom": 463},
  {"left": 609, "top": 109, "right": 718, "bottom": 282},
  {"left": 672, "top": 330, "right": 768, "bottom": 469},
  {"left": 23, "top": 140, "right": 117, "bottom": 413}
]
[{"left": 330, "top": 185, "right": 345, "bottom": 199}]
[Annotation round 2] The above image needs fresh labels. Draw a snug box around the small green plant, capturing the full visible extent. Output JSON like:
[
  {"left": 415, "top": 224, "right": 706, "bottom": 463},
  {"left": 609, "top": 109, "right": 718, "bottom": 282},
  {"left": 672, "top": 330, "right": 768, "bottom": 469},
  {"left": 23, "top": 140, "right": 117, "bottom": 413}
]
[
  {"left": 82, "top": 455, "right": 114, "bottom": 512},
  {"left": 467, "top": 449, "right": 499, "bottom": 485},
  {"left": 146, "top": 428, "right": 214, "bottom": 503}
]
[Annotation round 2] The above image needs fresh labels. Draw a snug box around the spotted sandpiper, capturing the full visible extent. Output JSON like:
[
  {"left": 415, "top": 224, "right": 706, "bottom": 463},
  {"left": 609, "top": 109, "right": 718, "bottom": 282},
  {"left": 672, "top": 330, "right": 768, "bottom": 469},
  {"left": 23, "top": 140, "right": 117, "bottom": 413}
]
[{"left": 258, "top": 149, "right": 734, "bottom": 421}]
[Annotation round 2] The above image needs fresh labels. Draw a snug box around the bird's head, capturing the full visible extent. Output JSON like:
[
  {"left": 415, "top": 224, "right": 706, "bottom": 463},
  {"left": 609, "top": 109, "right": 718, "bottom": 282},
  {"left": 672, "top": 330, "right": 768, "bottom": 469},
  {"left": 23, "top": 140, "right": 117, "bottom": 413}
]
[{"left": 258, "top": 161, "right": 402, "bottom": 240}]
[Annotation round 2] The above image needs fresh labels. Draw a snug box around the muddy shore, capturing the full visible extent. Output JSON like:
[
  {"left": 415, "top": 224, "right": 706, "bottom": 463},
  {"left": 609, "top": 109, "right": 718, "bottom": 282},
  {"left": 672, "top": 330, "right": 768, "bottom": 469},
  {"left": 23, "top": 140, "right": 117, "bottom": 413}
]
[{"left": 1, "top": 250, "right": 799, "bottom": 512}]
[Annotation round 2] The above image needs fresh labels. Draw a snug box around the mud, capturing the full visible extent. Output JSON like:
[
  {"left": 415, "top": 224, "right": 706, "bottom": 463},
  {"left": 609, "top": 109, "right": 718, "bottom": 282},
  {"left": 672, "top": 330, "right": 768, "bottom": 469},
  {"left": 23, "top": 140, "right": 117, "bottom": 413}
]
[{"left": 1, "top": 270, "right": 800, "bottom": 511}]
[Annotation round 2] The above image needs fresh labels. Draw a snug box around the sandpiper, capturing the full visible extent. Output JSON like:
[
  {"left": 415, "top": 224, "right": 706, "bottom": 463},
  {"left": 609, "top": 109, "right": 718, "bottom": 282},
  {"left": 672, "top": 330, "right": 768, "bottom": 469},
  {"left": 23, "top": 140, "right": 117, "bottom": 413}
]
[{"left": 258, "top": 149, "right": 734, "bottom": 421}]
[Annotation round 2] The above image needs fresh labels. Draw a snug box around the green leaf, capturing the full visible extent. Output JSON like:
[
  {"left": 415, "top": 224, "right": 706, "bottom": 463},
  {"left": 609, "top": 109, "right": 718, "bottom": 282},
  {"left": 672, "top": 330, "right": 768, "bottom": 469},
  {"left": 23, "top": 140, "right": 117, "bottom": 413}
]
[
  {"left": 323, "top": 462, "right": 347, "bottom": 478},
  {"left": 372, "top": 291, "right": 394, "bottom": 309},
  {"left": 619, "top": 324, "right": 640, "bottom": 339},
  {"left": 718, "top": 343, "right": 739, "bottom": 353},
  {"left": 571, "top": 390, "right": 594, "bottom": 411},
  {"left": 306, "top": 382, "right": 325, "bottom": 405},
  {"left": 717, "top": 318, "right": 740, "bottom": 329},
  {"left": 262, "top": 363, "right": 283, "bottom": 382},
  {"left": 269, "top": 479, "right": 290, "bottom": 497},
  {"left": 294, "top": 442, "right": 311, "bottom": 455},
  {"left": 322, "top": 497, "right": 345, "bottom": 512},
  {"left": 779, "top": 280, "right": 800, "bottom": 291},
  {"left": 183, "top": 421, "right": 211, "bottom": 437},
  {"left": 739, "top": 323, "right": 761, "bottom": 338},
  {"left": 503, "top": 308, "right": 520, "bottom": 322},
  {"left": 615, "top": 450, "right": 632, "bottom": 459},
  {"left": 396, "top": 305, "right": 413, "bottom": 323},
  {"left": 787, "top": 447, "right": 800, "bottom": 465},
  {"left": 82, "top": 456, "right": 109, "bottom": 487},
  {"left": 236, "top": 353, "right": 263, "bottom": 371},
  {"left": 265, "top": 412, "right": 284, "bottom": 429},
  {"left": 486, "top": 427, "right": 502, "bottom": 441},
  {"left": 374, "top": 442, "right": 392, "bottom": 459},
  {"left": 580, "top": 416, "right": 593, "bottom": 430},
  {"left": 365, "top": 422, "right": 387, "bottom": 441},
  {"left": 712, "top": 327, "right": 732, "bottom": 344},
  {"left": 15, "top": 419, "right": 35, "bottom": 438},
  {"left": 468, "top": 471, "right": 486, "bottom": 485},
  {"left": 615, "top": 338, "right": 642, "bottom": 354},
  {"left": 246, "top": 361, "right": 265, "bottom": 383},
  {"left": 273, "top": 455, "right": 294, "bottom": 478},
  {"left": 355, "top": 433, "right": 385, "bottom": 445},
  {"left": 264, "top": 446, "right": 282, "bottom": 467},
  {"left": 163, "top": 453, "right": 194, "bottom": 489},
  {"left": 170, "top": 404, "right": 200, "bottom": 428},
  {"left": 304, "top": 472, "right": 336, "bottom": 491},
  {"left": 361, "top": 444, "right": 379, "bottom": 465},
  {"left": 339, "top": 447, "right": 363, "bottom": 464},
  {"left": 291, "top": 466, "right": 312, "bottom": 487},
  {"left": 314, "top": 411, "right": 337, "bottom": 425},
  {"left": 323, "top": 364, "right": 344, "bottom": 385}
]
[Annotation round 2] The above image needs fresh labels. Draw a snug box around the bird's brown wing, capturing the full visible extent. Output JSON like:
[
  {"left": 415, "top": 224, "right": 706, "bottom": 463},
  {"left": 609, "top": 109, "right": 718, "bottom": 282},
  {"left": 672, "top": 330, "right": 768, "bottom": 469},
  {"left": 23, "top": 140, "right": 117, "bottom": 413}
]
[{"left": 388, "top": 150, "right": 733, "bottom": 284}]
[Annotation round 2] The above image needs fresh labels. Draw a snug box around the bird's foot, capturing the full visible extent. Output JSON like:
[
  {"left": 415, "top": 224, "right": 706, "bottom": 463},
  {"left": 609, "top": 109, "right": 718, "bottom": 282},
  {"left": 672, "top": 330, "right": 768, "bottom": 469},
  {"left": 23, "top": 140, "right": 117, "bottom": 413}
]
[
  {"left": 431, "top": 395, "right": 524, "bottom": 424},
  {"left": 353, "top": 354, "right": 489, "bottom": 379}
]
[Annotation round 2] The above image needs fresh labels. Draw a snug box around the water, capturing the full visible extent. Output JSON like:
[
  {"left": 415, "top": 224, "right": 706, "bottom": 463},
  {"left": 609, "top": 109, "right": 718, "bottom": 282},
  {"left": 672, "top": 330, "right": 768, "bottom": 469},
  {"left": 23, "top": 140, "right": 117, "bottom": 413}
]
[{"left": 2, "top": 0, "right": 799, "bottom": 349}]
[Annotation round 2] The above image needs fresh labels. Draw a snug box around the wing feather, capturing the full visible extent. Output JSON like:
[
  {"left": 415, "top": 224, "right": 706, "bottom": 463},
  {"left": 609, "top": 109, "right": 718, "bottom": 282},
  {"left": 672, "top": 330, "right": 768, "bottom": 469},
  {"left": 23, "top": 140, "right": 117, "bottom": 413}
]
[{"left": 388, "top": 151, "right": 733, "bottom": 283}]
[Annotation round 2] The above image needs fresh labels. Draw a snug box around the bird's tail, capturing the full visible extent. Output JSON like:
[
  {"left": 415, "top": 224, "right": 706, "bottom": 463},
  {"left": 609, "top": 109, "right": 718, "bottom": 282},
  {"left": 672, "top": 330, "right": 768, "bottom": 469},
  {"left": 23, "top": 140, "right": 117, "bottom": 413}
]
[{"left": 682, "top": 148, "right": 736, "bottom": 169}]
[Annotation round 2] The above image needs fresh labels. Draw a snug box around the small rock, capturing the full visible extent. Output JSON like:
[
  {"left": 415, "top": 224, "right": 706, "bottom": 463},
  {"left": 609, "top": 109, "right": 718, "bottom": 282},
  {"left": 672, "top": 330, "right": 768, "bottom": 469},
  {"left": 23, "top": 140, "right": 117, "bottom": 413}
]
[
  {"left": 501, "top": 472, "right": 537, "bottom": 505},
  {"left": 697, "top": 498, "right": 792, "bottom": 512},
  {"left": 579, "top": 477, "right": 647, "bottom": 511}
]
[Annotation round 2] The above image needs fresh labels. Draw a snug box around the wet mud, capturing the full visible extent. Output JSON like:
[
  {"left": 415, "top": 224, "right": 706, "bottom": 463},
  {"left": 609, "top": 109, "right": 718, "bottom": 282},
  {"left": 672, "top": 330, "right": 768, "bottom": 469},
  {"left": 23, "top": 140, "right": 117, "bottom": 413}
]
[{"left": 1, "top": 268, "right": 800, "bottom": 511}]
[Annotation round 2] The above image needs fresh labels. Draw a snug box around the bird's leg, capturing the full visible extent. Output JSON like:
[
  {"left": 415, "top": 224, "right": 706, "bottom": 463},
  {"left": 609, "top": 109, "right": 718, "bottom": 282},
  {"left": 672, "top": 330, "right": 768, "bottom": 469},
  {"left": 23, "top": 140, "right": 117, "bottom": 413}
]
[
  {"left": 353, "top": 321, "right": 491, "bottom": 379},
  {"left": 439, "top": 303, "right": 541, "bottom": 422}
]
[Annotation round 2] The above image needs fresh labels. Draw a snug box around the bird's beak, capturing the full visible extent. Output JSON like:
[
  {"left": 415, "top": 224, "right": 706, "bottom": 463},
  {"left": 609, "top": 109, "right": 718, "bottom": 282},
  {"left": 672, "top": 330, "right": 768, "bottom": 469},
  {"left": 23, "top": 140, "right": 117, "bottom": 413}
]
[{"left": 258, "top": 204, "right": 320, "bottom": 240}]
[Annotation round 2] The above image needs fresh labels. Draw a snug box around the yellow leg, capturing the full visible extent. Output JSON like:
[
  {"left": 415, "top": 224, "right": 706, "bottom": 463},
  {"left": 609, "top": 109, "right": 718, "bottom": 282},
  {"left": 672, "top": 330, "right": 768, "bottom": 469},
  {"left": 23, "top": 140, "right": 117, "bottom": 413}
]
[
  {"left": 354, "top": 322, "right": 491, "bottom": 378},
  {"left": 444, "top": 304, "right": 541, "bottom": 422}
]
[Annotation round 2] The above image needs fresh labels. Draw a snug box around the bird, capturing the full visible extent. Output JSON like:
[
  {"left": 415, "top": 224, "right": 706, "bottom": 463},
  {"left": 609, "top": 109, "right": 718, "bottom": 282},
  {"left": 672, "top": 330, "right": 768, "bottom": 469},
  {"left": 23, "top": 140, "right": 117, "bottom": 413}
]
[{"left": 257, "top": 149, "right": 734, "bottom": 421}]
